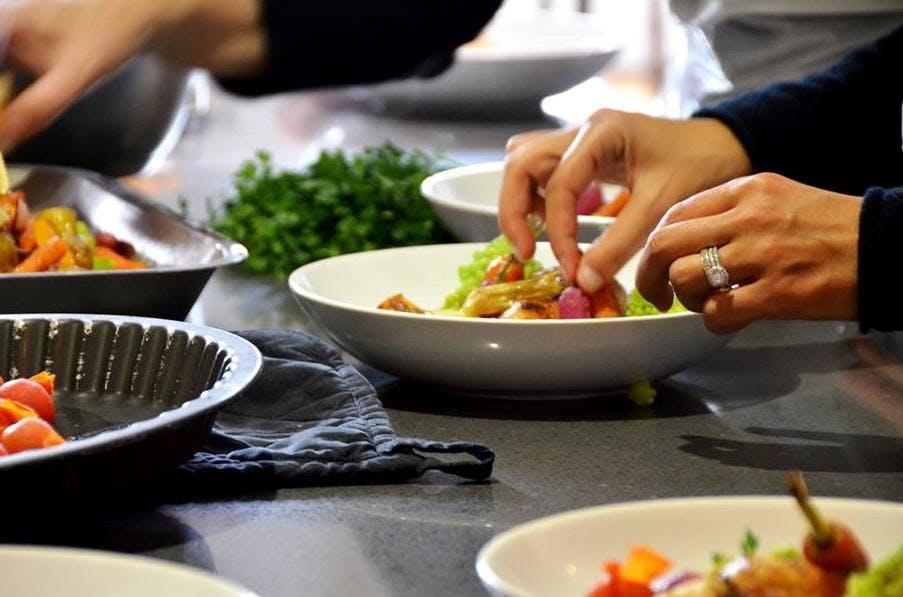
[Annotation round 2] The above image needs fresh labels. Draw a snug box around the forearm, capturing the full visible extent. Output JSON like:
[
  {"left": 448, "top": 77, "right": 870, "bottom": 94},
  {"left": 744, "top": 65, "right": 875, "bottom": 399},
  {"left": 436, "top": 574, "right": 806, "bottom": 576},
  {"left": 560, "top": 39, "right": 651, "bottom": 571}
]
[
  {"left": 694, "top": 25, "right": 903, "bottom": 196},
  {"left": 858, "top": 187, "right": 903, "bottom": 332}
]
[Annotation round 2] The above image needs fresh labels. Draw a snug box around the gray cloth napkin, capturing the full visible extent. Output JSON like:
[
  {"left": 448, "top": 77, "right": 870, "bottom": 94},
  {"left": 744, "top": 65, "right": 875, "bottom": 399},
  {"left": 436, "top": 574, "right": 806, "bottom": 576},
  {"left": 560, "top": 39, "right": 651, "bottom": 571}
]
[{"left": 177, "top": 330, "right": 494, "bottom": 486}]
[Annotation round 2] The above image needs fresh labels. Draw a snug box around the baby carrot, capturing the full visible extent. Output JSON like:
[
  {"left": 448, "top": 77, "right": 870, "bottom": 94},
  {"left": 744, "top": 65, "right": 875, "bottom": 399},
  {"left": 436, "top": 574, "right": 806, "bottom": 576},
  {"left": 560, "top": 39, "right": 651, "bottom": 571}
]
[
  {"left": 93, "top": 245, "right": 146, "bottom": 270},
  {"left": 13, "top": 236, "right": 68, "bottom": 272},
  {"left": 595, "top": 189, "right": 630, "bottom": 218}
]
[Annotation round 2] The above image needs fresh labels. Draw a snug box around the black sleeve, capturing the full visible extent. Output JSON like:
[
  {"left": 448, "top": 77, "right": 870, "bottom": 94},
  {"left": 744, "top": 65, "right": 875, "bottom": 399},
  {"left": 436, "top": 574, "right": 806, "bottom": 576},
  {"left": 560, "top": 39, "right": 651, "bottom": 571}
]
[
  {"left": 220, "top": 0, "right": 503, "bottom": 96},
  {"left": 694, "top": 25, "right": 903, "bottom": 196},
  {"left": 858, "top": 186, "right": 903, "bottom": 332}
]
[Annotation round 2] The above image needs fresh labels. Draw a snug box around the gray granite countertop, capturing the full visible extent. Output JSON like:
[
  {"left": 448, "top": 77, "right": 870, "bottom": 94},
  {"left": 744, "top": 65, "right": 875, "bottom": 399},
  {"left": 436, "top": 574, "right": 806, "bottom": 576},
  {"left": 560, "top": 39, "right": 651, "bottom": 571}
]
[{"left": 9, "top": 85, "right": 902, "bottom": 597}]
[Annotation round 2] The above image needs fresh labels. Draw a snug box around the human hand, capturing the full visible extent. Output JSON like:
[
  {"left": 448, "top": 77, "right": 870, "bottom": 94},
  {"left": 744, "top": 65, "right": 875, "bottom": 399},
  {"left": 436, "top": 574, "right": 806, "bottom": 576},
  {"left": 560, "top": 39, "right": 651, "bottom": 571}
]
[
  {"left": 498, "top": 110, "right": 752, "bottom": 294},
  {"left": 0, "top": 0, "right": 263, "bottom": 152},
  {"left": 636, "top": 173, "right": 862, "bottom": 334}
]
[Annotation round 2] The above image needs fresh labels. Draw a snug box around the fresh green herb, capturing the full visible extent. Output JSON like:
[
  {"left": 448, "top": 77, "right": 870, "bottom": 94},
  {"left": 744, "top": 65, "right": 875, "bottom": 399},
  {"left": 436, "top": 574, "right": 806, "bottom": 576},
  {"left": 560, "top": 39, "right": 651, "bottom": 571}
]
[
  {"left": 711, "top": 552, "right": 728, "bottom": 570},
  {"left": 741, "top": 529, "right": 759, "bottom": 558},
  {"left": 210, "top": 144, "right": 452, "bottom": 277}
]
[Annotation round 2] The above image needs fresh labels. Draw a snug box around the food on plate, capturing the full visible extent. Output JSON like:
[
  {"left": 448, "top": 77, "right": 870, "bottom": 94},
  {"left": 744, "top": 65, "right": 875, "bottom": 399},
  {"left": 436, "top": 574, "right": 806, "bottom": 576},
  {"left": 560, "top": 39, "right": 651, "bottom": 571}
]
[
  {"left": 586, "top": 473, "right": 901, "bottom": 597},
  {"left": 576, "top": 184, "right": 631, "bottom": 218},
  {"left": 211, "top": 144, "right": 452, "bottom": 278},
  {"left": 0, "top": 372, "right": 65, "bottom": 455},
  {"left": 379, "top": 234, "right": 680, "bottom": 321},
  {"left": 0, "top": 196, "right": 145, "bottom": 274}
]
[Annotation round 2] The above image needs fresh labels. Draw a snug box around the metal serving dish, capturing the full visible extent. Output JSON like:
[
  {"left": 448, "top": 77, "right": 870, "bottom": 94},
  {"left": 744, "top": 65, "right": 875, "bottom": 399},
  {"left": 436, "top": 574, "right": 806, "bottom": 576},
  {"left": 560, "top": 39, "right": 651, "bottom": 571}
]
[
  {"left": 0, "top": 314, "right": 262, "bottom": 496},
  {"left": 0, "top": 165, "right": 247, "bottom": 319}
]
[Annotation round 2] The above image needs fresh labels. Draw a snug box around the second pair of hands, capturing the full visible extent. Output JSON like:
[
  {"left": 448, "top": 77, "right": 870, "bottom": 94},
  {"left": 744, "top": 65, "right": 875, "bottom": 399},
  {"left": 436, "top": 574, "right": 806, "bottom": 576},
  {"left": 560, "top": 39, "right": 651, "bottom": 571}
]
[
  {"left": 0, "top": 0, "right": 265, "bottom": 153},
  {"left": 498, "top": 110, "right": 861, "bottom": 333}
]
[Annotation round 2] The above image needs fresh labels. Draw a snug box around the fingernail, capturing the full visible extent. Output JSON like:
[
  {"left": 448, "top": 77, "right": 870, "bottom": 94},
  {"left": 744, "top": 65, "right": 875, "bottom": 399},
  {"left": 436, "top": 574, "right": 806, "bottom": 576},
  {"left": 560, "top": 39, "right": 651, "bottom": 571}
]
[{"left": 577, "top": 265, "right": 604, "bottom": 294}]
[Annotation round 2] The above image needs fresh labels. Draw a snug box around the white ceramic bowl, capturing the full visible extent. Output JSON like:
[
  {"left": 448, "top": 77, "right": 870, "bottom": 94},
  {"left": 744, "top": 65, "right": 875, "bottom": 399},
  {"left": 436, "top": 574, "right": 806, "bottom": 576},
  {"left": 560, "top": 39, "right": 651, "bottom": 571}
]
[
  {"left": 365, "top": 8, "right": 620, "bottom": 117},
  {"left": 288, "top": 243, "right": 728, "bottom": 397},
  {"left": 421, "top": 162, "right": 614, "bottom": 244},
  {"left": 476, "top": 496, "right": 903, "bottom": 597},
  {"left": 0, "top": 546, "right": 256, "bottom": 597}
]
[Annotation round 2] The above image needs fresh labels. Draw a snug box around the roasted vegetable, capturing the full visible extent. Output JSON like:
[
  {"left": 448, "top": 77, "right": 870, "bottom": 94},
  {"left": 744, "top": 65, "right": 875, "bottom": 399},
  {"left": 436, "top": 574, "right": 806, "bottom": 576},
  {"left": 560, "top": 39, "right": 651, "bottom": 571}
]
[
  {"left": 378, "top": 294, "right": 426, "bottom": 314},
  {"left": 461, "top": 270, "right": 567, "bottom": 317}
]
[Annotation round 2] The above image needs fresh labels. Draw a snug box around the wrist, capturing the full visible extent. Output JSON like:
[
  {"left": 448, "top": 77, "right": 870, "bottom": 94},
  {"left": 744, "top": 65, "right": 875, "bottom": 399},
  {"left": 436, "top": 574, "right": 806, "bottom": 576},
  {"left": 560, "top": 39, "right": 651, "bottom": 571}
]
[{"left": 686, "top": 117, "right": 753, "bottom": 184}]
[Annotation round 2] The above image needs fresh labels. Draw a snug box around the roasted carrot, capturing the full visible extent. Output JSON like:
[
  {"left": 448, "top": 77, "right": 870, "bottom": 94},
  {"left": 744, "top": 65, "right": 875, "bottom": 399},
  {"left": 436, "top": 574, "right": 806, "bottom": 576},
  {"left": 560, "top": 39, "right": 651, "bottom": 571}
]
[
  {"left": 29, "top": 371, "right": 55, "bottom": 395},
  {"left": 17, "top": 223, "right": 36, "bottom": 252},
  {"left": 595, "top": 189, "right": 630, "bottom": 218},
  {"left": 93, "top": 245, "right": 146, "bottom": 270},
  {"left": 12, "top": 236, "right": 68, "bottom": 272}
]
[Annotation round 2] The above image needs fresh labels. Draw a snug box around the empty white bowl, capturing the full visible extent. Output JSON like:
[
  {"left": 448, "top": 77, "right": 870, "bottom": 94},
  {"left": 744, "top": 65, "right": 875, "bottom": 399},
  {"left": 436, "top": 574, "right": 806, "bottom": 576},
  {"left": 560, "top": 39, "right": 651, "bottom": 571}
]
[
  {"left": 421, "top": 162, "right": 615, "bottom": 244},
  {"left": 288, "top": 243, "right": 728, "bottom": 397},
  {"left": 365, "top": 8, "right": 620, "bottom": 117},
  {"left": 476, "top": 496, "right": 903, "bottom": 597}
]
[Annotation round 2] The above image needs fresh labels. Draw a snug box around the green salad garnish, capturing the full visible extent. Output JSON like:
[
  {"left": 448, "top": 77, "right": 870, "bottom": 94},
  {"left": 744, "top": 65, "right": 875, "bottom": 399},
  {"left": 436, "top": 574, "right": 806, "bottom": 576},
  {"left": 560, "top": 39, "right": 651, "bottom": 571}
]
[{"left": 211, "top": 145, "right": 452, "bottom": 277}]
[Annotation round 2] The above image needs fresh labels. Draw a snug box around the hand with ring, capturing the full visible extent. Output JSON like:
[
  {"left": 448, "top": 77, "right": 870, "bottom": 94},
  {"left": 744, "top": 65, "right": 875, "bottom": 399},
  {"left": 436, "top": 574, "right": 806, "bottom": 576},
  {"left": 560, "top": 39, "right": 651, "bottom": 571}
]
[
  {"left": 636, "top": 173, "right": 862, "bottom": 334},
  {"left": 498, "top": 110, "right": 752, "bottom": 294}
]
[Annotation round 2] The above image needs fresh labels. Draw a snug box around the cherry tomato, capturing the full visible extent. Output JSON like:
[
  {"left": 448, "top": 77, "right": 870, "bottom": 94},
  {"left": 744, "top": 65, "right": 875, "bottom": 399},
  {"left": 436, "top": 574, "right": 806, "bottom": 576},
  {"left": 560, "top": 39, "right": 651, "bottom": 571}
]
[
  {"left": 0, "top": 378, "right": 55, "bottom": 421},
  {"left": 481, "top": 256, "right": 524, "bottom": 286},
  {"left": 1, "top": 417, "right": 65, "bottom": 453}
]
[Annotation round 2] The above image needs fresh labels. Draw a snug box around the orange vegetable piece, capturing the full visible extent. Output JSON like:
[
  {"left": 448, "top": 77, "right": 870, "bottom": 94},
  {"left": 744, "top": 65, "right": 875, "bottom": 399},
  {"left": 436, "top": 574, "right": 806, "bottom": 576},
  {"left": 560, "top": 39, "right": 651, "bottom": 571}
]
[
  {"left": 31, "top": 217, "right": 56, "bottom": 247},
  {"left": 0, "top": 192, "right": 19, "bottom": 232},
  {"left": 595, "top": 190, "right": 630, "bottom": 218},
  {"left": 12, "top": 236, "right": 68, "bottom": 272},
  {"left": 1, "top": 417, "right": 65, "bottom": 453},
  {"left": 588, "top": 561, "right": 620, "bottom": 597},
  {"left": 17, "top": 223, "right": 36, "bottom": 252},
  {"left": 619, "top": 546, "right": 671, "bottom": 584},
  {"left": 0, "top": 398, "right": 39, "bottom": 432},
  {"left": 29, "top": 371, "right": 55, "bottom": 396},
  {"left": 482, "top": 255, "right": 525, "bottom": 286},
  {"left": 93, "top": 245, "right": 146, "bottom": 270}
]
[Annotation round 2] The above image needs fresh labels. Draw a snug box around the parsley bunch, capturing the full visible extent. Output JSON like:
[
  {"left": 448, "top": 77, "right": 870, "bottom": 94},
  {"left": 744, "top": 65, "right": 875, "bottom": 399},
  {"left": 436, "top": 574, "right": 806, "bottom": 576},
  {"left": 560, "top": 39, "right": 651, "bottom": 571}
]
[{"left": 211, "top": 144, "right": 452, "bottom": 277}]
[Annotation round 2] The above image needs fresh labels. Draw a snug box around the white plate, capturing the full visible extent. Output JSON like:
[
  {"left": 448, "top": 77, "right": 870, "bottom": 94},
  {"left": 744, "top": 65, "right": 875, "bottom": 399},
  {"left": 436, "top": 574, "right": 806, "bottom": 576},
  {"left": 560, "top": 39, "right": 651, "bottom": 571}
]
[
  {"left": 476, "top": 496, "right": 903, "bottom": 597},
  {"left": 421, "top": 162, "right": 615, "bottom": 244},
  {"left": 364, "top": 8, "right": 620, "bottom": 116},
  {"left": 0, "top": 546, "right": 257, "bottom": 596},
  {"left": 288, "top": 243, "right": 728, "bottom": 396}
]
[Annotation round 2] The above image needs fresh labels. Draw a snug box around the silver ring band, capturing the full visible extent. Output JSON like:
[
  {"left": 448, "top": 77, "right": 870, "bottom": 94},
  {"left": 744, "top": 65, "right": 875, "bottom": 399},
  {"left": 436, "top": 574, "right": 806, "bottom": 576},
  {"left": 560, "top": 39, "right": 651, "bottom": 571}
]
[{"left": 700, "top": 246, "right": 731, "bottom": 290}]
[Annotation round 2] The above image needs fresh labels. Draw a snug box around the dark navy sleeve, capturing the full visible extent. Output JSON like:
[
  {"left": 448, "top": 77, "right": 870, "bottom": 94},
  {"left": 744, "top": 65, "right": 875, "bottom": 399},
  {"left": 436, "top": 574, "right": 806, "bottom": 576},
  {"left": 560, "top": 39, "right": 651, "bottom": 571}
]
[
  {"left": 694, "top": 25, "right": 903, "bottom": 196},
  {"left": 220, "top": 0, "right": 502, "bottom": 95},
  {"left": 858, "top": 187, "right": 903, "bottom": 332}
]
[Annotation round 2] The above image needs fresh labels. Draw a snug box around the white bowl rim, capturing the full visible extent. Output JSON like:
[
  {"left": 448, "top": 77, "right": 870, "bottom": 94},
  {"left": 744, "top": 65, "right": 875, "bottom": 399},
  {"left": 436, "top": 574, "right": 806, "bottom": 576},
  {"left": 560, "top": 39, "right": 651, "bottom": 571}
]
[
  {"left": 0, "top": 544, "right": 257, "bottom": 595},
  {"left": 420, "top": 162, "right": 615, "bottom": 226},
  {"left": 288, "top": 243, "right": 696, "bottom": 326},
  {"left": 455, "top": 9, "right": 621, "bottom": 63},
  {"left": 475, "top": 495, "right": 903, "bottom": 597}
]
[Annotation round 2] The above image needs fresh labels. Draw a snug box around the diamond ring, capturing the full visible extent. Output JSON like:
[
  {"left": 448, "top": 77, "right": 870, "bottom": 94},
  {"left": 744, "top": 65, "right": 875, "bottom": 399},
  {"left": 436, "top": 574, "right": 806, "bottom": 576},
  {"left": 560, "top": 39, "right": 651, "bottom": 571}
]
[{"left": 700, "top": 246, "right": 731, "bottom": 291}]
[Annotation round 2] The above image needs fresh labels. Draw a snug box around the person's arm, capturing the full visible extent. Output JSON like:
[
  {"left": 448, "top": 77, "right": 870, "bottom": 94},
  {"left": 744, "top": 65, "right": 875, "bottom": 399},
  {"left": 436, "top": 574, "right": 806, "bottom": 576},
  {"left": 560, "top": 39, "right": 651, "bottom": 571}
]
[
  {"left": 858, "top": 186, "right": 903, "bottom": 331},
  {"left": 220, "top": 0, "right": 503, "bottom": 96},
  {"left": 694, "top": 25, "right": 903, "bottom": 196}
]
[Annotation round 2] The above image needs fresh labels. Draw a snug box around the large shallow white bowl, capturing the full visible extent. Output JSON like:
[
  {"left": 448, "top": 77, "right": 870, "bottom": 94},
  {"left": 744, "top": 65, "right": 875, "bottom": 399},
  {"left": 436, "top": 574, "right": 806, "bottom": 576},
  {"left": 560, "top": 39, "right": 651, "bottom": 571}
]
[
  {"left": 288, "top": 243, "right": 728, "bottom": 397},
  {"left": 364, "top": 8, "right": 620, "bottom": 117},
  {"left": 476, "top": 496, "right": 903, "bottom": 597},
  {"left": 422, "top": 162, "right": 614, "bottom": 244},
  {"left": 0, "top": 546, "right": 256, "bottom": 596}
]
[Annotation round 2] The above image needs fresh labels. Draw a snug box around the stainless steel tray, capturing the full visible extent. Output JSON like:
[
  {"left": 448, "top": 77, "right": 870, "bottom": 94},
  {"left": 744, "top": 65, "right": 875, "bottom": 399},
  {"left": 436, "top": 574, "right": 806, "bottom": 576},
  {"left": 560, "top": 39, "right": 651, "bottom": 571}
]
[
  {"left": 0, "top": 165, "right": 247, "bottom": 319},
  {"left": 0, "top": 314, "right": 262, "bottom": 496}
]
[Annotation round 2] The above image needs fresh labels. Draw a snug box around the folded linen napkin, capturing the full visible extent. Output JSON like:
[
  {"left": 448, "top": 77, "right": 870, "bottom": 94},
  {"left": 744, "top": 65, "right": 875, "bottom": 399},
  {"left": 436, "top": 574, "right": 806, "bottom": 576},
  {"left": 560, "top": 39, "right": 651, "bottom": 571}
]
[{"left": 177, "top": 330, "right": 494, "bottom": 486}]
